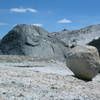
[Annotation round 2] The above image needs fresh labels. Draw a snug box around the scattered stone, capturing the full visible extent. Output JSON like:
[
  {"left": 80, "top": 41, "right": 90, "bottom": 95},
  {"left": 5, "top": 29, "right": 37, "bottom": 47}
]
[
  {"left": 2, "top": 92, "right": 6, "bottom": 95},
  {"left": 0, "top": 66, "right": 100, "bottom": 100},
  {"left": 18, "top": 93, "right": 24, "bottom": 97},
  {"left": 51, "top": 86, "right": 58, "bottom": 89}
]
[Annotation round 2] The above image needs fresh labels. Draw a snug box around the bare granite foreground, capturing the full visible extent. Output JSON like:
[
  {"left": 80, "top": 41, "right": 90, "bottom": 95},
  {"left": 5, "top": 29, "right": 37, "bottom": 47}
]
[{"left": 0, "top": 55, "right": 99, "bottom": 100}]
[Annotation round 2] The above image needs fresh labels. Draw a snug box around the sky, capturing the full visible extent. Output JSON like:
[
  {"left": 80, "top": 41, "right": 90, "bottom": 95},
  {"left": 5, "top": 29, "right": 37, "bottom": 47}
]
[{"left": 0, "top": 0, "right": 100, "bottom": 38}]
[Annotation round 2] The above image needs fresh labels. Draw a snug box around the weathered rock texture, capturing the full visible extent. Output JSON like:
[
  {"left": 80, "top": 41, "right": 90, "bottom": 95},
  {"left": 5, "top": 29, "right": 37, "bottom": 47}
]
[
  {"left": 0, "top": 70, "right": 100, "bottom": 100},
  {"left": 0, "top": 56, "right": 100, "bottom": 100},
  {"left": 51, "top": 24, "right": 100, "bottom": 50},
  {"left": 0, "top": 24, "right": 67, "bottom": 61},
  {"left": 66, "top": 45, "right": 100, "bottom": 80},
  {"left": 1, "top": 24, "right": 100, "bottom": 61}
]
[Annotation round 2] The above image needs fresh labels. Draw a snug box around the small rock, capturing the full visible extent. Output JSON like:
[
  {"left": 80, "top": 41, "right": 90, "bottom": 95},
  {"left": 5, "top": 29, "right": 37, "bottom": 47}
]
[
  {"left": 2, "top": 92, "right": 6, "bottom": 95},
  {"left": 18, "top": 93, "right": 24, "bottom": 97},
  {"left": 51, "top": 86, "right": 58, "bottom": 89}
]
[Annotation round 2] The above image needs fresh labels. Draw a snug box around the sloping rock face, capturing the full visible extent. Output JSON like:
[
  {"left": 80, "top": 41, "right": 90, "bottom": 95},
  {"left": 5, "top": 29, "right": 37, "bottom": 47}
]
[
  {"left": 0, "top": 24, "right": 67, "bottom": 61},
  {"left": 51, "top": 24, "right": 100, "bottom": 49},
  {"left": 66, "top": 45, "right": 100, "bottom": 80}
]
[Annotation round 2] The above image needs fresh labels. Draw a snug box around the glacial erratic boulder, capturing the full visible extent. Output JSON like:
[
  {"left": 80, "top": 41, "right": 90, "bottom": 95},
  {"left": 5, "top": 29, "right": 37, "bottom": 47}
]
[{"left": 66, "top": 45, "right": 100, "bottom": 81}]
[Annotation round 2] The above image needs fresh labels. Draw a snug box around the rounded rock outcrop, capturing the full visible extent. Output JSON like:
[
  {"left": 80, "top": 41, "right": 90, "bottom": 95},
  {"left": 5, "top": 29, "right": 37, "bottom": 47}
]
[
  {"left": 0, "top": 24, "right": 67, "bottom": 61},
  {"left": 66, "top": 45, "right": 100, "bottom": 81}
]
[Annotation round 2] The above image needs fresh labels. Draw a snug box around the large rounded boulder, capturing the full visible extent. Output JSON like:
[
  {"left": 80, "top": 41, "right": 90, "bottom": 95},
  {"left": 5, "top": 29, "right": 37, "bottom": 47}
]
[
  {"left": 66, "top": 45, "right": 100, "bottom": 80},
  {"left": 0, "top": 24, "right": 67, "bottom": 61}
]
